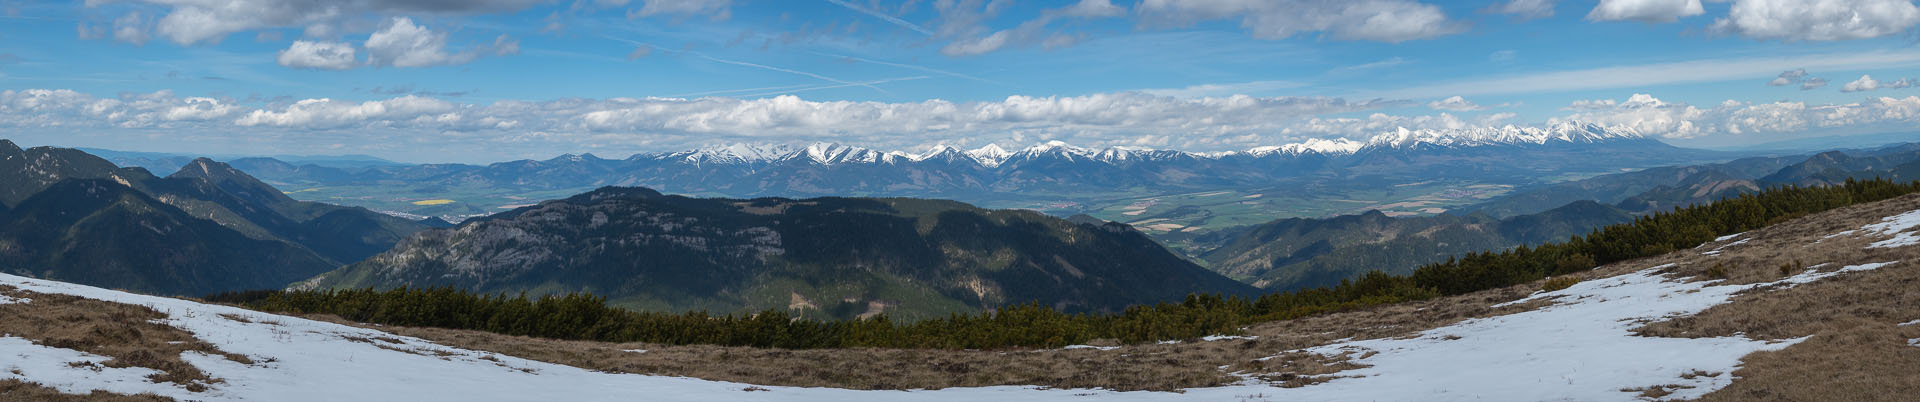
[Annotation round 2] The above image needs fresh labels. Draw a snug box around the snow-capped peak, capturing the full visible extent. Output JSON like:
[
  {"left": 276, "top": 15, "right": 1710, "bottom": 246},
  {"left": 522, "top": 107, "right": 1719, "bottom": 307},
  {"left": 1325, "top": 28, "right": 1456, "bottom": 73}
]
[
  {"left": 800, "top": 142, "right": 886, "bottom": 165},
  {"left": 965, "top": 144, "right": 1013, "bottom": 167},
  {"left": 1362, "top": 121, "right": 1641, "bottom": 150},
  {"left": 668, "top": 143, "right": 794, "bottom": 165},
  {"left": 911, "top": 145, "right": 965, "bottom": 162},
  {"left": 1242, "top": 138, "right": 1366, "bottom": 157}
]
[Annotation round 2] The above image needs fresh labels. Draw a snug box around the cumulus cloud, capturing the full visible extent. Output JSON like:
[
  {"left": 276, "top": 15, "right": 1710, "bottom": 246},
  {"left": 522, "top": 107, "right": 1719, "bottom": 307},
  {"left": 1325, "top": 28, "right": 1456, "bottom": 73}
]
[
  {"left": 1710, "top": 0, "right": 1920, "bottom": 41},
  {"left": 364, "top": 17, "right": 511, "bottom": 68},
  {"left": 236, "top": 95, "right": 460, "bottom": 129},
  {"left": 277, "top": 41, "right": 359, "bottom": 70},
  {"left": 0, "top": 89, "right": 239, "bottom": 129},
  {"left": 1586, "top": 0, "right": 1703, "bottom": 23},
  {"left": 1840, "top": 74, "right": 1915, "bottom": 92},
  {"left": 1550, "top": 93, "right": 1920, "bottom": 139},
  {"left": 17, "top": 88, "right": 1920, "bottom": 157},
  {"left": 1427, "top": 96, "right": 1485, "bottom": 112},
  {"left": 1136, "top": 0, "right": 1465, "bottom": 43},
  {"left": 1485, "top": 0, "right": 1556, "bottom": 20},
  {"left": 2, "top": 88, "right": 1397, "bottom": 151}
]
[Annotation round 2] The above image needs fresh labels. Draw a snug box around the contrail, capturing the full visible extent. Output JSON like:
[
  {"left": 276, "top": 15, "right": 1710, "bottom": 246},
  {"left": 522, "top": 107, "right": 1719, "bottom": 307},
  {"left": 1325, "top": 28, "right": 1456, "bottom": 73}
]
[
  {"left": 810, "top": 51, "right": 1005, "bottom": 86},
  {"left": 822, "top": 0, "right": 934, "bottom": 36},
  {"left": 694, "top": 54, "right": 887, "bottom": 94},
  {"left": 601, "top": 34, "right": 887, "bottom": 94}
]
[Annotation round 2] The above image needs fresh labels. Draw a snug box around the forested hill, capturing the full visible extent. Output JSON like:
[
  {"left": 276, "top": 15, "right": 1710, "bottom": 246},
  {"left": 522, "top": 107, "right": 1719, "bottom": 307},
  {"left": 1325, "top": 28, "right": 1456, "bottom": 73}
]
[
  {"left": 300, "top": 186, "right": 1257, "bottom": 320},
  {"left": 0, "top": 140, "right": 427, "bottom": 296},
  {"left": 1200, "top": 144, "right": 1920, "bottom": 291}
]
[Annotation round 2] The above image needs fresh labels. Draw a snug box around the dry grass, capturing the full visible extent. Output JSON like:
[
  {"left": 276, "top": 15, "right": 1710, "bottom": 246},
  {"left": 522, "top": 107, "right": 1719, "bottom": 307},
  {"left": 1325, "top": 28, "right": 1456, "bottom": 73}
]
[
  {"left": 302, "top": 272, "right": 1549, "bottom": 392},
  {"left": 0, "top": 379, "right": 174, "bottom": 402},
  {"left": 0, "top": 285, "right": 250, "bottom": 393}
]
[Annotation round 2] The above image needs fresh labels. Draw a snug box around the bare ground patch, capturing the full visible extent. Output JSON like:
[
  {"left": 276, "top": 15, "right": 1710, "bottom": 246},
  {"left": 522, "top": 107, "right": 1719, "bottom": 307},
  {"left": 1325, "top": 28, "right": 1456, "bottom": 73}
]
[
  {"left": 296, "top": 274, "right": 1555, "bottom": 392},
  {"left": 0, "top": 379, "right": 174, "bottom": 402},
  {"left": 0, "top": 285, "right": 250, "bottom": 394},
  {"left": 1618, "top": 194, "right": 1920, "bottom": 400}
]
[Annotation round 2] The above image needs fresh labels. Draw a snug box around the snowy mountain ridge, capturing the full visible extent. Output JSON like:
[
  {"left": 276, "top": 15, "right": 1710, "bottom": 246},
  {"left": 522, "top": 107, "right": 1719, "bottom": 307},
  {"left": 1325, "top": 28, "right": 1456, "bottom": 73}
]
[{"left": 626, "top": 122, "right": 1646, "bottom": 168}]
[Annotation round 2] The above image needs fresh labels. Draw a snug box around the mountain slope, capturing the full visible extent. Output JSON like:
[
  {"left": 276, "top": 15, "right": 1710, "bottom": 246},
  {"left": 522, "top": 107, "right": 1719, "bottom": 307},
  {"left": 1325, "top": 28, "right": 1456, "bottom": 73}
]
[
  {"left": 1205, "top": 145, "right": 1920, "bottom": 291},
  {"left": 0, "top": 179, "right": 337, "bottom": 296},
  {"left": 301, "top": 187, "right": 1257, "bottom": 319},
  {"left": 1201, "top": 201, "right": 1633, "bottom": 289},
  {"left": 0, "top": 141, "right": 428, "bottom": 295}
]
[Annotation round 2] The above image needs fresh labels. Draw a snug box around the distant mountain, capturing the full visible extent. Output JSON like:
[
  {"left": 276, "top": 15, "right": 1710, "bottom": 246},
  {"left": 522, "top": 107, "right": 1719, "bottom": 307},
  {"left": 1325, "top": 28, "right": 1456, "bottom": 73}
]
[
  {"left": 81, "top": 147, "right": 406, "bottom": 174},
  {"left": 0, "top": 140, "right": 429, "bottom": 295},
  {"left": 0, "top": 179, "right": 337, "bottom": 296},
  {"left": 1199, "top": 201, "right": 1633, "bottom": 290},
  {"left": 1756, "top": 145, "right": 1920, "bottom": 187},
  {"left": 1203, "top": 143, "right": 1920, "bottom": 291},
  {"left": 228, "top": 122, "right": 1719, "bottom": 203},
  {"left": 299, "top": 187, "right": 1258, "bottom": 320}
]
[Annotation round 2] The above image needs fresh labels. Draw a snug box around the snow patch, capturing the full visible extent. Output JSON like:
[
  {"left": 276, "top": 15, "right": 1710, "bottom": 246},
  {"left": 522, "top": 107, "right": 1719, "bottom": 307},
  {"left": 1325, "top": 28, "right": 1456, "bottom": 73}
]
[
  {"left": 1200, "top": 335, "right": 1257, "bottom": 342},
  {"left": 0, "top": 336, "right": 181, "bottom": 396},
  {"left": 1702, "top": 238, "right": 1749, "bottom": 256},
  {"left": 1284, "top": 262, "right": 1884, "bottom": 401},
  {"left": 1849, "top": 208, "right": 1920, "bottom": 249},
  {"left": 0, "top": 294, "right": 28, "bottom": 304},
  {"left": 623, "top": 349, "right": 648, "bottom": 354},
  {"left": 1061, "top": 345, "right": 1119, "bottom": 351},
  {"left": 1713, "top": 232, "right": 1747, "bottom": 243},
  {"left": 0, "top": 258, "right": 1892, "bottom": 401}
]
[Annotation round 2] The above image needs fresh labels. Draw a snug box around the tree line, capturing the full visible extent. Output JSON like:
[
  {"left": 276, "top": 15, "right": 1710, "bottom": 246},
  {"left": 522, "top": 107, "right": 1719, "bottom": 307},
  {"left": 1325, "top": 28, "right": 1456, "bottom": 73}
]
[{"left": 209, "top": 178, "right": 1920, "bottom": 350}]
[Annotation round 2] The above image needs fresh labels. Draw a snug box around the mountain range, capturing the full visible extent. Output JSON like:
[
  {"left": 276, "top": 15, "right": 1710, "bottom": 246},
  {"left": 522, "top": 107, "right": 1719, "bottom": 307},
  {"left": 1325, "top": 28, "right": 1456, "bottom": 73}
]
[
  {"left": 1198, "top": 142, "right": 1920, "bottom": 291},
  {"left": 99, "top": 122, "right": 1721, "bottom": 224},
  {"left": 298, "top": 187, "right": 1259, "bottom": 320}
]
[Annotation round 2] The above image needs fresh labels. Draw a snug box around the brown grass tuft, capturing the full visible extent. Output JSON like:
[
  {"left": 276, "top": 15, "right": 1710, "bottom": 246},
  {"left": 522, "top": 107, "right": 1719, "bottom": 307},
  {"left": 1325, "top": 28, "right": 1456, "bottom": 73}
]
[
  {"left": 0, "top": 285, "right": 249, "bottom": 392},
  {"left": 0, "top": 379, "right": 175, "bottom": 402}
]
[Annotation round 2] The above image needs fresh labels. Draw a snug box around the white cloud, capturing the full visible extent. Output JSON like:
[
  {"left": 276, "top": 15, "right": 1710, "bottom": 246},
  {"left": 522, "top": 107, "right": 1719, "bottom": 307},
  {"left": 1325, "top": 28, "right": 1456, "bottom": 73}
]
[
  {"left": 277, "top": 41, "right": 358, "bottom": 70},
  {"left": 1375, "top": 50, "right": 1920, "bottom": 98},
  {"left": 0, "top": 89, "right": 239, "bottom": 128},
  {"left": 1767, "top": 68, "right": 1809, "bottom": 86},
  {"left": 98, "top": 0, "right": 544, "bottom": 45},
  {"left": 938, "top": 0, "right": 1128, "bottom": 56},
  {"left": 1059, "top": 0, "right": 1127, "bottom": 18},
  {"left": 1139, "top": 81, "right": 1305, "bottom": 98},
  {"left": 1711, "top": 0, "right": 1920, "bottom": 41},
  {"left": 1427, "top": 96, "right": 1485, "bottom": 112},
  {"left": 1137, "top": 0, "right": 1465, "bottom": 43},
  {"left": 236, "top": 95, "right": 458, "bottom": 128},
  {"left": 19, "top": 87, "right": 1920, "bottom": 156},
  {"left": 1801, "top": 77, "right": 1830, "bottom": 90},
  {"left": 1841, "top": 74, "right": 1915, "bottom": 92},
  {"left": 112, "top": 11, "right": 151, "bottom": 45},
  {"left": 1586, "top": 0, "right": 1703, "bottom": 23},
  {"left": 1551, "top": 93, "right": 1920, "bottom": 139},
  {"left": 363, "top": 17, "right": 510, "bottom": 68},
  {"left": 630, "top": 0, "right": 732, "bottom": 20},
  {"left": 1486, "top": 0, "right": 1556, "bottom": 20}
]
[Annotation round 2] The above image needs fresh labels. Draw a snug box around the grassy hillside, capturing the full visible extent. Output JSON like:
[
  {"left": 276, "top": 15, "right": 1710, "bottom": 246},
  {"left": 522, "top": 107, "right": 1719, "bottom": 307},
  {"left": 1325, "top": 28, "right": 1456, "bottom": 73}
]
[{"left": 300, "top": 186, "right": 1257, "bottom": 321}]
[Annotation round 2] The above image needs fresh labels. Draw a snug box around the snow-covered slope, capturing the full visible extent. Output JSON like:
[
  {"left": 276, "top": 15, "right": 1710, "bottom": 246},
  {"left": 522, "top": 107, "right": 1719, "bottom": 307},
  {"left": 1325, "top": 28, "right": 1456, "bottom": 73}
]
[{"left": 0, "top": 253, "right": 1864, "bottom": 401}]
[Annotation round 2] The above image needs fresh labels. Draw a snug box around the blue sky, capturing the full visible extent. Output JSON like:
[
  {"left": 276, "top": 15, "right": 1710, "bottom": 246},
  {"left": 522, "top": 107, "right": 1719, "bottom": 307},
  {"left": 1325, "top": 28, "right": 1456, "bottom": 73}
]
[{"left": 3, "top": 0, "right": 1920, "bottom": 163}]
